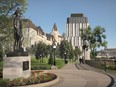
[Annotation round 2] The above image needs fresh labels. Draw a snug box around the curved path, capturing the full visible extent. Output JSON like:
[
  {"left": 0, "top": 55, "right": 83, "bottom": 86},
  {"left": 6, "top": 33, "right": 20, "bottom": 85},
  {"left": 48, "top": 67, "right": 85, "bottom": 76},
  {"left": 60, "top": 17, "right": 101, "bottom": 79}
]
[{"left": 47, "top": 63, "right": 111, "bottom": 87}]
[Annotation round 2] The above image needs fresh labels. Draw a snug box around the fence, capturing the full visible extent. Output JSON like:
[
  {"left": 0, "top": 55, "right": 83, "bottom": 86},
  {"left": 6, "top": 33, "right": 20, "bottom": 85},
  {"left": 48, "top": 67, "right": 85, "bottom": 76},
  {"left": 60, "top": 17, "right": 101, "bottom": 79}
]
[{"left": 85, "top": 59, "right": 116, "bottom": 71}]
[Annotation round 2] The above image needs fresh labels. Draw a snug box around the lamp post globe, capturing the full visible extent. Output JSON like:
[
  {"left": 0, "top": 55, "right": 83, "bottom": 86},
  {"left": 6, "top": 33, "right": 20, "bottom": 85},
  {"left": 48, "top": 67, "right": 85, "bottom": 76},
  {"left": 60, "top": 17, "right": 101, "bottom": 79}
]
[{"left": 53, "top": 45, "right": 56, "bottom": 65}]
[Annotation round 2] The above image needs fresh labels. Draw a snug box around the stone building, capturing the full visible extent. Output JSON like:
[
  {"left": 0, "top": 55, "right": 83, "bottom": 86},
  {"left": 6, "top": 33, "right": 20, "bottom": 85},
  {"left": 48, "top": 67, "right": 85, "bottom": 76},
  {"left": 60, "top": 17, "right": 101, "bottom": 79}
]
[
  {"left": 50, "top": 23, "right": 62, "bottom": 45},
  {"left": 22, "top": 19, "right": 62, "bottom": 48}
]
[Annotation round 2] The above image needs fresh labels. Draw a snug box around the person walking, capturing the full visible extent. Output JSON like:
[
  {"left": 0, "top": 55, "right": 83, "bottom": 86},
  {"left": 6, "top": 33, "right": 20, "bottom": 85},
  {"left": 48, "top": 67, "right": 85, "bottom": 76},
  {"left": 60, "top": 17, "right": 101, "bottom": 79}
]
[{"left": 79, "top": 56, "right": 82, "bottom": 64}]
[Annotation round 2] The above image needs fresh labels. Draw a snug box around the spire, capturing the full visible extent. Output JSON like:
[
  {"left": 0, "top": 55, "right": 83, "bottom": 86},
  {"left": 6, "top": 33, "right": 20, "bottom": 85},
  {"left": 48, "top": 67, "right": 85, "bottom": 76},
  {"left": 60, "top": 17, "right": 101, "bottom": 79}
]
[
  {"left": 50, "top": 22, "right": 60, "bottom": 36},
  {"left": 53, "top": 22, "right": 57, "bottom": 31}
]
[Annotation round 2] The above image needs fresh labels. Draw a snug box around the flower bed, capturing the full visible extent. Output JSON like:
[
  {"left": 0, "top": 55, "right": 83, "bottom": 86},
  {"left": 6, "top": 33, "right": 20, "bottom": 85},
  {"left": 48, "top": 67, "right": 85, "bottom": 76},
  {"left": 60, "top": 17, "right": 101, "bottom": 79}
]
[{"left": 0, "top": 71, "right": 57, "bottom": 87}]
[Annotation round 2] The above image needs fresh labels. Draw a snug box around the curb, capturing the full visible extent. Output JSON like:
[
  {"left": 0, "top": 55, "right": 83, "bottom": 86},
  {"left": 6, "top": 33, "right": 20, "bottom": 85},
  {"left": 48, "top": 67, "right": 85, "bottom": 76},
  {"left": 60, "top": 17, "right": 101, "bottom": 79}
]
[
  {"left": 38, "top": 76, "right": 59, "bottom": 87},
  {"left": 76, "top": 63, "right": 115, "bottom": 87},
  {"left": 105, "top": 74, "right": 115, "bottom": 87},
  {"left": 19, "top": 75, "right": 60, "bottom": 87}
]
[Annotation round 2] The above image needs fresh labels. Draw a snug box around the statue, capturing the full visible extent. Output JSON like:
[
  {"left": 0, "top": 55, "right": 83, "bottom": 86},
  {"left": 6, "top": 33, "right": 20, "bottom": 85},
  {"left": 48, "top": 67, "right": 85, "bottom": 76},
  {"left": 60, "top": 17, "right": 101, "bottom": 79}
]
[
  {"left": 6, "top": 7, "right": 28, "bottom": 57},
  {"left": 13, "top": 7, "right": 24, "bottom": 51}
]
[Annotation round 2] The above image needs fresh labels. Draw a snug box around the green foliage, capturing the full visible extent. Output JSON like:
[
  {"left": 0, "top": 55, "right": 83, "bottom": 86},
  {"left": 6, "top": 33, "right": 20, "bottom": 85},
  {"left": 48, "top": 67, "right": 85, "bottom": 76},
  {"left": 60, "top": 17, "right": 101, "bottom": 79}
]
[
  {"left": 68, "top": 43, "right": 74, "bottom": 61},
  {"left": 0, "top": 72, "right": 56, "bottom": 86},
  {"left": 11, "top": 77, "right": 26, "bottom": 86},
  {"left": 0, "top": 79, "right": 9, "bottom": 87},
  {"left": 59, "top": 40, "right": 74, "bottom": 60},
  {"left": 48, "top": 53, "right": 53, "bottom": 65},
  {"left": 0, "top": 0, "right": 27, "bottom": 54},
  {"left": 31, "top": 57, "right": 65, "bottom": 70},
  {"left": 31, "top": 58, "right": 50, "bottom": 70},
  {"left": 31, "top": 64, "right": 50, "bottom": 70},
  {"left": 0, "top": 45, "right": 3, "bottom": 60},
  {"left": 36, "top": 42, "right": 47, "bottom": 57},
  {"left": 56, "top": 59, "right": 65, "bottom": 69},
  {"left": 107, "top": 65, "right": 116, "bottom": 70},
  {"left": 30, "top": 42, "right": 52, "bottom": 58},
  {"left": 90, "top": 26, "right": 107, "bottom": 58},
  {"left": 30, "top": 44, "right": 37, "bottom": 55},
  {"left": 82, "top": 26, "right": 107, "bottom": 58},
  {"left": 74, "top": 47, "right": 82, "bottom": 58},
  {"left": 0, "top": 0, "right": 27, "bottom": 17},
  {"left": 0, "top": 16, "right": 14, "bottom": 53}
]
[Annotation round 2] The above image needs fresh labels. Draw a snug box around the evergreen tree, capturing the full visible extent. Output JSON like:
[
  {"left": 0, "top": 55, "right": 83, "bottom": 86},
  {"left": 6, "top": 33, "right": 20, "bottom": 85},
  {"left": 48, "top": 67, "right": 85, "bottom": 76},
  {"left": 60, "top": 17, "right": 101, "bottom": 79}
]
[{"left": 48, "top": 53, "right": 53, "bottom": 65}]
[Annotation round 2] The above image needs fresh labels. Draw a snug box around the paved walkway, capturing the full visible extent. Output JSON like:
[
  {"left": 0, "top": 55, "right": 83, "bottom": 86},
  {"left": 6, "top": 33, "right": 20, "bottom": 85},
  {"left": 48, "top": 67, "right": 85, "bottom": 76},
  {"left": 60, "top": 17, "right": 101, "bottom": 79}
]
[
  {"left": 20, "top": 63, "right": 114, "bottom": 87},
  {"left": 47, "top": 63, "right": 111, "bottom": 87},
  {"left": 75, "top": 63, "right": 116, "bottom": 87}
]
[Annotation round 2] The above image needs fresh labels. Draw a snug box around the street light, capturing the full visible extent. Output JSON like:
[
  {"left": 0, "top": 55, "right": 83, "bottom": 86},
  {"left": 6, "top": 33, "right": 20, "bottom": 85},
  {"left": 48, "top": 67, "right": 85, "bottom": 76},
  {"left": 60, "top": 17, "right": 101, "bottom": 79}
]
[
  {"left": 53, "top": 45, "right": 56, "bottom": 65},
  {"left": 64, "top": 52, "right": 67, "bottom": 64}
]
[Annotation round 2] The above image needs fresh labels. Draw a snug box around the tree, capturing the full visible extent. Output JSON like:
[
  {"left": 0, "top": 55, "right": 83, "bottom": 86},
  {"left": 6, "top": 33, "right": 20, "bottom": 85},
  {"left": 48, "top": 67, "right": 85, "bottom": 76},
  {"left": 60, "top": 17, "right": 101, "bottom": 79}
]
[
  {"left": 46, "top": 45, "right": 52, "bottom": 57},
  {"left": 0, "top": 0, "right": 27, "bottom": 24},
  {"left": 48, "top": 53, "right": 53, "bottom": 65},
  {"left": 68, "top": 41, "right": 74, "bottom": 61},
  {"left": 82, "top": 26, "right": 107, "bottom": 58},
  {"left": 74, "top": 47, "right": 82, "bottom": 59},
  {"left": 59, "top": 40, "right": 69, "bottom": 58},
  {"left": 0, "top": 16, "right": 14, "bottom": 53},
  {"left": 59, "top": 40, "right": 74, "bottom": 61},
  {"left": 30, "top": 44, "right": 37, "bottom": 56},
  {"left": 90, "top": 26, "right": 107, "bottom": 58},
  {"left": 36, "top": 42, "right": 46, "bottom": 58}
]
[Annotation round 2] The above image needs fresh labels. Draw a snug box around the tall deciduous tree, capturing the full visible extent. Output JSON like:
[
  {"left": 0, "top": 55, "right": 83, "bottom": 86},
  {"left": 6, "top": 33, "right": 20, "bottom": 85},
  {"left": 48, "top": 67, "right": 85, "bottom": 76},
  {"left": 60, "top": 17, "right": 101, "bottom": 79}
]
[
  {"left": 35, "top": 42, "right": 52, "bottom": 59},
  {"left": 90, "top": 26, "right": 107, "bottom": 58},
  {"left": 74, "top": 47, "right": 82, "bottom": 59},
  {"left": 82, "top": 26, "right": 107, "bottom": 58},
  {"left": 59, "top": 40, "right": 74, "bottom": 61},
  {"left": 0, "top": 0, "right": 27, "bottom": 26}
]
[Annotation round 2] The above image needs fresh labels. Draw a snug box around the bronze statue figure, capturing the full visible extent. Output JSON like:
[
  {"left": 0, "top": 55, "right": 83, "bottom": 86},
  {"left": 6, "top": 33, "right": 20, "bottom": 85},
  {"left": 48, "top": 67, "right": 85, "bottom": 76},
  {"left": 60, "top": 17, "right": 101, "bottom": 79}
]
[{"left": 13, "top": 7, "right": 24, "bottom": 51}]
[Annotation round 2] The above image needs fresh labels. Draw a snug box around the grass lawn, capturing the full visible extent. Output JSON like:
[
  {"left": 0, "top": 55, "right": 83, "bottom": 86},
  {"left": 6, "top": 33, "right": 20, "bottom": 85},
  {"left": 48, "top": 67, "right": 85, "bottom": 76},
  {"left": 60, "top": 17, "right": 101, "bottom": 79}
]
[
  {"left": 31, "top": 57, "right": 65, "bottom": 70},
  {"left": 56, "top": 59, "right": 65, "bottom": 69}
]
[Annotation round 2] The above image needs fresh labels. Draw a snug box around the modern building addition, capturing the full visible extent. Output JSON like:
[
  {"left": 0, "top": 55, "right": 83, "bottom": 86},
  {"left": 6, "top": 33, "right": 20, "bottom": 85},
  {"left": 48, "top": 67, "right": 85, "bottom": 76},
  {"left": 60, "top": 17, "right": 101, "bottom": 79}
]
[{"left": 66, "top": 13, "right": 90, "bottom": 60}]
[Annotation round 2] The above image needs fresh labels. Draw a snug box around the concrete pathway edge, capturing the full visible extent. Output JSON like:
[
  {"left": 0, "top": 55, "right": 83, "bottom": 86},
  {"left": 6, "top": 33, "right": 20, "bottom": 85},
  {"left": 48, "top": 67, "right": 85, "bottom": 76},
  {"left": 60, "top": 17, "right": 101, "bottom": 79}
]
[
  {"left": 75, "top": 63, "right": 115, "bottom": 87},
  {"left": 38, "top": 76, "right": 60, "bottom": 87},
  {"left": 19, "top": 74, "right": 60, "bottom": 87}
]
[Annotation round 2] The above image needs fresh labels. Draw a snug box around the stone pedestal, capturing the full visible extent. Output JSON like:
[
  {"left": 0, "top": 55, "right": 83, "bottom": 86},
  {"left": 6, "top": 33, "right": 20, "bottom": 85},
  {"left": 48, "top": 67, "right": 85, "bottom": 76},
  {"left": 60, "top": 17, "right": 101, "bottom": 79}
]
[{"left": 3, "top": 56, "right": 31, "bottom": 80}]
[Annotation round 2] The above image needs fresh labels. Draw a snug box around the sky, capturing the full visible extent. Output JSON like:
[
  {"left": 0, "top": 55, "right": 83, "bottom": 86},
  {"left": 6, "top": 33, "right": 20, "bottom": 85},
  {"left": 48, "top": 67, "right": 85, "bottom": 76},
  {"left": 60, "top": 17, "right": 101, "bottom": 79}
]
[{"left": 24, "top": 0, "right": 116, "bottom": 49}]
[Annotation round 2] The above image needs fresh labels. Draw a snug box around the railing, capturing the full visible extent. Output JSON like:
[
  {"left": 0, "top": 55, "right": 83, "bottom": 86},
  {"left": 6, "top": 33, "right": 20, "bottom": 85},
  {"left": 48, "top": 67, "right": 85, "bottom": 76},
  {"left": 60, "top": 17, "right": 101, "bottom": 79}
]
[{"left": 85, "top": 59, "right": 116, "bottom": 72}]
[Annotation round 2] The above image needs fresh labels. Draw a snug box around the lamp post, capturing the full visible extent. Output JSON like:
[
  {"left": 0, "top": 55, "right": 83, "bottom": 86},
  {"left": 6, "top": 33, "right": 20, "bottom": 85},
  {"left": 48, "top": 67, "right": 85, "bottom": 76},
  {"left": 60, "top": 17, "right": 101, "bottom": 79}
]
[
  {"left": 53, "top": 45, "right": 56, "bottom": 65},
  {"left": 64, "top": 52, "right": 67, "bottom": 64}
]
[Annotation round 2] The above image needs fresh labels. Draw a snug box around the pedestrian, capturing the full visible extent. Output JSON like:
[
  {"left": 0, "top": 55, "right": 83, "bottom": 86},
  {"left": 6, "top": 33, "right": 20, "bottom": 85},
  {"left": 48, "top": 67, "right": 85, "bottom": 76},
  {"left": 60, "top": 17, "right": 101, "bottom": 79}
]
[
  {"left": 82, "top": 57, "right": 84, "bottom": 64},
  {"left": 79, "top": 56, "right": 82, "bottom": 64}
]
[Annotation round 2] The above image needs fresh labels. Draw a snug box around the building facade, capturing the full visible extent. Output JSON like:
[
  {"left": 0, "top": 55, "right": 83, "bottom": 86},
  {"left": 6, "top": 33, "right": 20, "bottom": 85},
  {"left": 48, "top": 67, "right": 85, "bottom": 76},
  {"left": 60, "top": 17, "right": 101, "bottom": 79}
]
[
  {"left": 66, "top": 13, "right": 90, "bottom": 60},
  {"left": 22, "top": 19, "right": 62, "bottom": 48}
]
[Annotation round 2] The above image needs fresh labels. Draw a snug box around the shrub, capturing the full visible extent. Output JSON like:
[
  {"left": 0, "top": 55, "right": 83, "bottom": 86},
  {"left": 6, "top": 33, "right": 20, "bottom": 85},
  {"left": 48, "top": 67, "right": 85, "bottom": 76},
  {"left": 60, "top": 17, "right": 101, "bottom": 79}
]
[
  {"left": 48, "top": 53, "right": 53, "bottom": 65},
  {"left": 12, "top": 77, "right": 24, "bottom": 86},
  {"left": 27, "top": 76, "right": 35, "bottom": 84},
  {"left": 31, "top": 64, "right": 50, "bottom": 70},
  {"left": 107, "top": 65, "right": 116, "bottom": 70},
  {"left": 0, "top": 72, "right": 57, "bottom": 87},
  {"left": 0, "top": 79, "right": 9, "bottom": 87}
]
